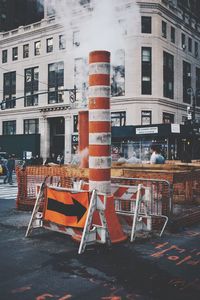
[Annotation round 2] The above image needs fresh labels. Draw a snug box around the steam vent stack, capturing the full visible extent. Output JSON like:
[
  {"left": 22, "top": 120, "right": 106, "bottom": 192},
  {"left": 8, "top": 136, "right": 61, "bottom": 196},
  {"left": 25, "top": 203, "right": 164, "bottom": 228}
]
[{"left": 88, "top": 50, "right": 111, "bottom": 195}]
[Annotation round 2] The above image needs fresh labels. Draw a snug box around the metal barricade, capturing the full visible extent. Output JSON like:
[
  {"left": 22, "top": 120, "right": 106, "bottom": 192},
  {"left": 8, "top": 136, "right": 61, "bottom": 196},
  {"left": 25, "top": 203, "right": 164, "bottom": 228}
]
[{"left": 111, "top": 177, "right": 172, "bottom": 239}]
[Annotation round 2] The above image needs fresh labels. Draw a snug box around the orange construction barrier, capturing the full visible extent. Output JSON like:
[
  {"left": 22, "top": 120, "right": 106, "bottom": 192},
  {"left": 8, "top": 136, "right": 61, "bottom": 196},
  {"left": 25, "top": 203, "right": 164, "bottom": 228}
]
[
  {"left": 78, "top": 110, "right": 89, "bottom": 168},
  {"left": 72, "top": 191, "right": 127, "bottom": 244},
  {"left": 94, "top": 194, "right": 127, "bottom": 243}
]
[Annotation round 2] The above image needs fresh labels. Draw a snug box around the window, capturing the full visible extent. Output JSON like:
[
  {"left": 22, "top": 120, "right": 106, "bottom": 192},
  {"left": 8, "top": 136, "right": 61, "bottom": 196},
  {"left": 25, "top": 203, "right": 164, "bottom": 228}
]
[
  {"left": 162, "top": 113, "right": 174, "bottom": 124},
  {"left": 183, "top": 61, "right": 191, "bottom": 104},
  {"left": 59, "top": 35, "right": 66, "bottom": 50},
  {"left": 34, "top": 41, "right": 41, "bottom": 56},
  {"left": 181, "top": 33, "right": 186, "bottom": 50},
  {"left": 24, "top": 67, "right": 39, "bottom": 106},
  {"left": 73, "top": 115, "right": 78, "bottom": 132},
  {"left": 195, "top": 41, "right": 199, "bottom": 58},
  {"left": 24, "top": 119, "right": 39, "bottom": 134},
  {"left": 188, "top": 37, "right": 192, "bottom": 52},
  {"left": 46, "top": 38, "right": 53, "bottom": 53},
  {"left": 3, "top": 120, "right": 16, "bottom": 135},
  {"left": 3, "top": 71, "right": 16, "bottom": 109},
  {"left": 141, "top": 47, "right": 152, "bottom": 95},
  {"left": 141, "top": 16, "right": 151, "bottom": 34},
  {"left": 2, "top": 49, "right": 7, "bottom": 63},
  {"left": 23, "top": 44, "right": 29, "bottom": 58},
  {"left": 48, "top": 61, "right": 64, "bottom": 104},
  {"left": 171, "top": 26, "right": 175, "bottom": 43},
  {"left": 141, "top": 110, "right": 152, "bottom": 125},
  {"left": 111, "top": 111, "right": 126, "bottom": 126},
  {"left": 196, "top": 67, "right": 200, "bottom": 107},
  {"left": 163, "top": 51, "right": 174, "bottom": 99},
  {"left": 162, "top": 21, "right": 167, "bottom": 38},
  {"left": 12, "top": 47, "right": 18, "bottom": 61},
  {"left": 73, "top": 31, "right": 80, "bottom": 47}
]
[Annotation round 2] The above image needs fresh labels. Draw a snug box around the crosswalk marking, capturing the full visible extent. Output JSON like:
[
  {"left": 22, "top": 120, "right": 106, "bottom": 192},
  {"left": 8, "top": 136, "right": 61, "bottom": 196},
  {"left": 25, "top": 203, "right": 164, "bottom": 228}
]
[{"left": 0, "top": 182, "right": 18, "bottom": 200}]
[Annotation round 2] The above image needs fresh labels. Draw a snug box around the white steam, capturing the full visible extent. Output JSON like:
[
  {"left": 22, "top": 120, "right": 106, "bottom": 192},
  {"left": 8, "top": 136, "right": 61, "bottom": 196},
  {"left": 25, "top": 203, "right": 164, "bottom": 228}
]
[
  {"left": 44, "top": 0, "right": 140, "bottom": 57},
  {"left": 77, "top": 0, "right": 124, "bottom": 55}
]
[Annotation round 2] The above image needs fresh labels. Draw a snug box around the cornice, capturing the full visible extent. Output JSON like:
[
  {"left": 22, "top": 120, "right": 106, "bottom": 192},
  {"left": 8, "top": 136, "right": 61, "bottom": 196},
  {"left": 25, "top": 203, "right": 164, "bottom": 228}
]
[
  {"left": 138, "top": 2, "right": 200, "bottom": 38},
  {"left": 111, "top": 96, "right": 198, "bottom": 112},
  {"left": 0, "top": 23, "right": 63, "bottom": 45}
]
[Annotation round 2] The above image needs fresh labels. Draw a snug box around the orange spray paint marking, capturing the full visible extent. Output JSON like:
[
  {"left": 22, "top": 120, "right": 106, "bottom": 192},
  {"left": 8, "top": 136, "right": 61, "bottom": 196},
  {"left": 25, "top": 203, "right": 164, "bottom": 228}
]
[
  {"left": 176, "top": 255, "right": 192, "bottom": 266},
  {"left": 12, "top": 286, "right": 32, "bottom": 293},
  {"left": 101, "top": 297, "right": 121, "bottom": 300},
  {"left": 168, "top": 256, "right": 179, "bottom": 261},
  {"left": 36, "top": 293, "right": 54, "bottom": 300},
  {"left": 155, "top": 242, "right": 169, "bottom": 249},
  {"left": 151, "top": 245, "right": 185, "bottom": 258},
  {"left": 186, "top": 231, "right": 200, "bottom": 237},
  {"left": 58, "top": 294, "right": 72, "bottom": 300},
  {"left": 187, "top": 260, "right": 200, "bottom": 266}
]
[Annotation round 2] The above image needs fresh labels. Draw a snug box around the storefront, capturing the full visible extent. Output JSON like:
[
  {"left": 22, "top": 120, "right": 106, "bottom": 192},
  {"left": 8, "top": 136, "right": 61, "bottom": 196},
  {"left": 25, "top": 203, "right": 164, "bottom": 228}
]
[
  {"left": 0, "top": 134, "right": 40, "bottom": 159},
  {"left": 111, "top": 123, "right": 200, "bottom": 161}
]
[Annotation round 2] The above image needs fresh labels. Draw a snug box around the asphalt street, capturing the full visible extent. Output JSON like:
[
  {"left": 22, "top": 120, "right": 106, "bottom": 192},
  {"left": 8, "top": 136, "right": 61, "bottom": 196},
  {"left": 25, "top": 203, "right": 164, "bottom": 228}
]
[{"left": 0, "top": 188, "right": 199, "bottom": 300}]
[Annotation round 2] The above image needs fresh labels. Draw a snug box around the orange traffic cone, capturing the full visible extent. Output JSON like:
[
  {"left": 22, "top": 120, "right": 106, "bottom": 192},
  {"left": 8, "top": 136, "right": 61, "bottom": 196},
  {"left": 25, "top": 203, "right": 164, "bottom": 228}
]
[{"left": 72, "top": 194, "right": 127, "bottom": 243}]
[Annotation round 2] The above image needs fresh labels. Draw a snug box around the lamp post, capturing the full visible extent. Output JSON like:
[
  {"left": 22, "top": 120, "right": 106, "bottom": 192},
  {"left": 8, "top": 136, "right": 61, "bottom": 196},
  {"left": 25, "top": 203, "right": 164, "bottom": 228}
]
[
  {"left": 186, "top": 87, "right": 200, "bottom": 159},
  {"left": 186, "top": 87, "right": 200, "bottom": 124}
]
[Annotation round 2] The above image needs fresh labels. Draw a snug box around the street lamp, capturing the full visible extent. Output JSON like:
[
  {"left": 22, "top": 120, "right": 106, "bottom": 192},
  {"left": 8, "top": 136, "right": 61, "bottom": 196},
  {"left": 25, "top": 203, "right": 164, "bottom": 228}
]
[
  {"left": 186, "top": 87, "right": 200, "bottom": 160},
  {"left": 186, "top": 87, "right": 200, "bottom": 124}
]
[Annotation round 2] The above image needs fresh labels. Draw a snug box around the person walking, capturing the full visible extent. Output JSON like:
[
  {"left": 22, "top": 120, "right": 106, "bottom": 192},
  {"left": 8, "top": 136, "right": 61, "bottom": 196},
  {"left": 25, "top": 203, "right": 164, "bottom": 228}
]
[{"left": 4, "top": 154, "right": 16, "bottom": 185}]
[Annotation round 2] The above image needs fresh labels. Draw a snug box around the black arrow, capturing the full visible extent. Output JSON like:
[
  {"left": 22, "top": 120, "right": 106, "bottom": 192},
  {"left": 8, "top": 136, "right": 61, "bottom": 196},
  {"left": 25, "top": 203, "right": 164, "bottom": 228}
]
[{"left": 47, "top": 197, "right": 87, "bottom": 222}]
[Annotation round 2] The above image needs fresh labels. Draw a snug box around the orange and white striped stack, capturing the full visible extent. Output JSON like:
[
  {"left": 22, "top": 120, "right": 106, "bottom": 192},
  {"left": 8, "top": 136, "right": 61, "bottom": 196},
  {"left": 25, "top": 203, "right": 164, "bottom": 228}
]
[{"left": 88, "top": 50, "right": 111, "bottom": 194}]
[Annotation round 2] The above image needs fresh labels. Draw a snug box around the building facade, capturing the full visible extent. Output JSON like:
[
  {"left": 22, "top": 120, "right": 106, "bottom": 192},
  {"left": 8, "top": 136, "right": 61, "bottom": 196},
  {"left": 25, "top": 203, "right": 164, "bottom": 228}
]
[{"left": 0, "top": 0, "right": 200, "bottom": 161}]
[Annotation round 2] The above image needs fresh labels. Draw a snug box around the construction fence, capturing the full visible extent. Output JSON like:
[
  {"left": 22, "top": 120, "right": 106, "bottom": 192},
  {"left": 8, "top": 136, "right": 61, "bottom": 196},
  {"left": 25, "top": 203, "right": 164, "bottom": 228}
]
[{"left": 16, "top": 166, "right": 172, "bottom": 236}]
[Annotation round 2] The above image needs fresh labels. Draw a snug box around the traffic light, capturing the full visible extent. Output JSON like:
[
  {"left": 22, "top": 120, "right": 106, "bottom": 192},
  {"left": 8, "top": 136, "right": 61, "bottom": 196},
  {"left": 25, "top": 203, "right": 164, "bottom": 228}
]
[
  {"left": 69, "top": 86, "right": 76, "bottom": 103},
  {"left": 187, "top": 106, "right": 192, "bottom": 120}
]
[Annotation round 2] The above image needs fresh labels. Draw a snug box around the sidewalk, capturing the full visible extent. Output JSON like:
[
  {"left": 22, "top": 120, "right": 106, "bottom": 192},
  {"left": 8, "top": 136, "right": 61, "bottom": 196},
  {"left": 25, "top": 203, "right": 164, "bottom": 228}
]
[{"left": 0, "top": 173, "right": 17, "bottom": 186}]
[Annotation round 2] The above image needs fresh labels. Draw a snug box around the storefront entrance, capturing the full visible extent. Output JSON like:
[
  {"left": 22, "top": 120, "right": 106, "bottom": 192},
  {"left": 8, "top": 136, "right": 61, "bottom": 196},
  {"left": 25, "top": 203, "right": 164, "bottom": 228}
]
[{"left": 49, "top": 117, "right": 65, "bottom": 157}]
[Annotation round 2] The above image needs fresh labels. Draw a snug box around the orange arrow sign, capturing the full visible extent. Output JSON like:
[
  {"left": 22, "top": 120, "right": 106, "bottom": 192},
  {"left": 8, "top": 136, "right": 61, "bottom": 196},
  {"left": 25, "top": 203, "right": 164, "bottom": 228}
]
[{"left": 44, "top": 188, "right": 89, "bottom": 228}]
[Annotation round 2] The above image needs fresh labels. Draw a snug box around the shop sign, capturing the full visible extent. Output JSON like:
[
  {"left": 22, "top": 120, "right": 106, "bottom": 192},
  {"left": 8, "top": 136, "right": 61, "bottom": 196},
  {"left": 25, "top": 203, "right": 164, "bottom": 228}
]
[
  {"left": 72, "top": 134, "right": 79, "bottom": 144},
  {"left": 136, "top": 127, "right": 158, "bottom": 135},
  {"left": 171, "top": 124, "right": 180, "bottom": 133}
]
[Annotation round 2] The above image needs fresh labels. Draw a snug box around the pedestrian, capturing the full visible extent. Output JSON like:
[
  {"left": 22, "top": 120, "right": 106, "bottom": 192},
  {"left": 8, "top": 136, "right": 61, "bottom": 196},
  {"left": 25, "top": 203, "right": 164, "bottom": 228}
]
[
  {"left": 117, "top": 152, "right": 127, "bottom": 163},
  {"left": 56, "top": 154, "right": 61, "bottom": 164},
  {"left": 150, "top": 145, "right": 165, "bottom": 164},
  {"left": 35, "top": 154, "right": 43, "bottom": 165},
  {"left": 4, "top": 154, "right": 16, "bottom": 184},
  {"left": 126, "top": 152, "right": 142, "bottom": 164},
  {"left": 60, "top": 154, "right": 64, "bottom": 165}
]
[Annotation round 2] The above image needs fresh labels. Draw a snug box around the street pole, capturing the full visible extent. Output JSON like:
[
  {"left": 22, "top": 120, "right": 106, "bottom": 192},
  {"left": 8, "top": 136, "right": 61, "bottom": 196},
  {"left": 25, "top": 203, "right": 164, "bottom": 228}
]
[{"left": 192, "top": 92, "right": 196, "bottom": 125}]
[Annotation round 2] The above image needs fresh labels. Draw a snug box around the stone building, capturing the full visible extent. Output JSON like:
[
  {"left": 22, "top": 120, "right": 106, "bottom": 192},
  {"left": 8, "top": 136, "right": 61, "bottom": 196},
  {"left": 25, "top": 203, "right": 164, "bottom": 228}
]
[{"left": 0, "top": 0, "right": 200, "bottom": 161}]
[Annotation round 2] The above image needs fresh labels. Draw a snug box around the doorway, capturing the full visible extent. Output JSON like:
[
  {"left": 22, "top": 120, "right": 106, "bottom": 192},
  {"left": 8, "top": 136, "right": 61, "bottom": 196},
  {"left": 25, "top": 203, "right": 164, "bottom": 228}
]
[{"left": 49, "top": 117, "right": 65, "bottom": 157}]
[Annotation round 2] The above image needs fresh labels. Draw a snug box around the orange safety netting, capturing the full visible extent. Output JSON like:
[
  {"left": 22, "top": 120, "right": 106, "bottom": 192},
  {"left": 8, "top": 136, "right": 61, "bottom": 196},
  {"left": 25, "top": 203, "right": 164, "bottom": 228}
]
[{"left": 16, "top": 165, "right": 88, "bottom": 211}]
